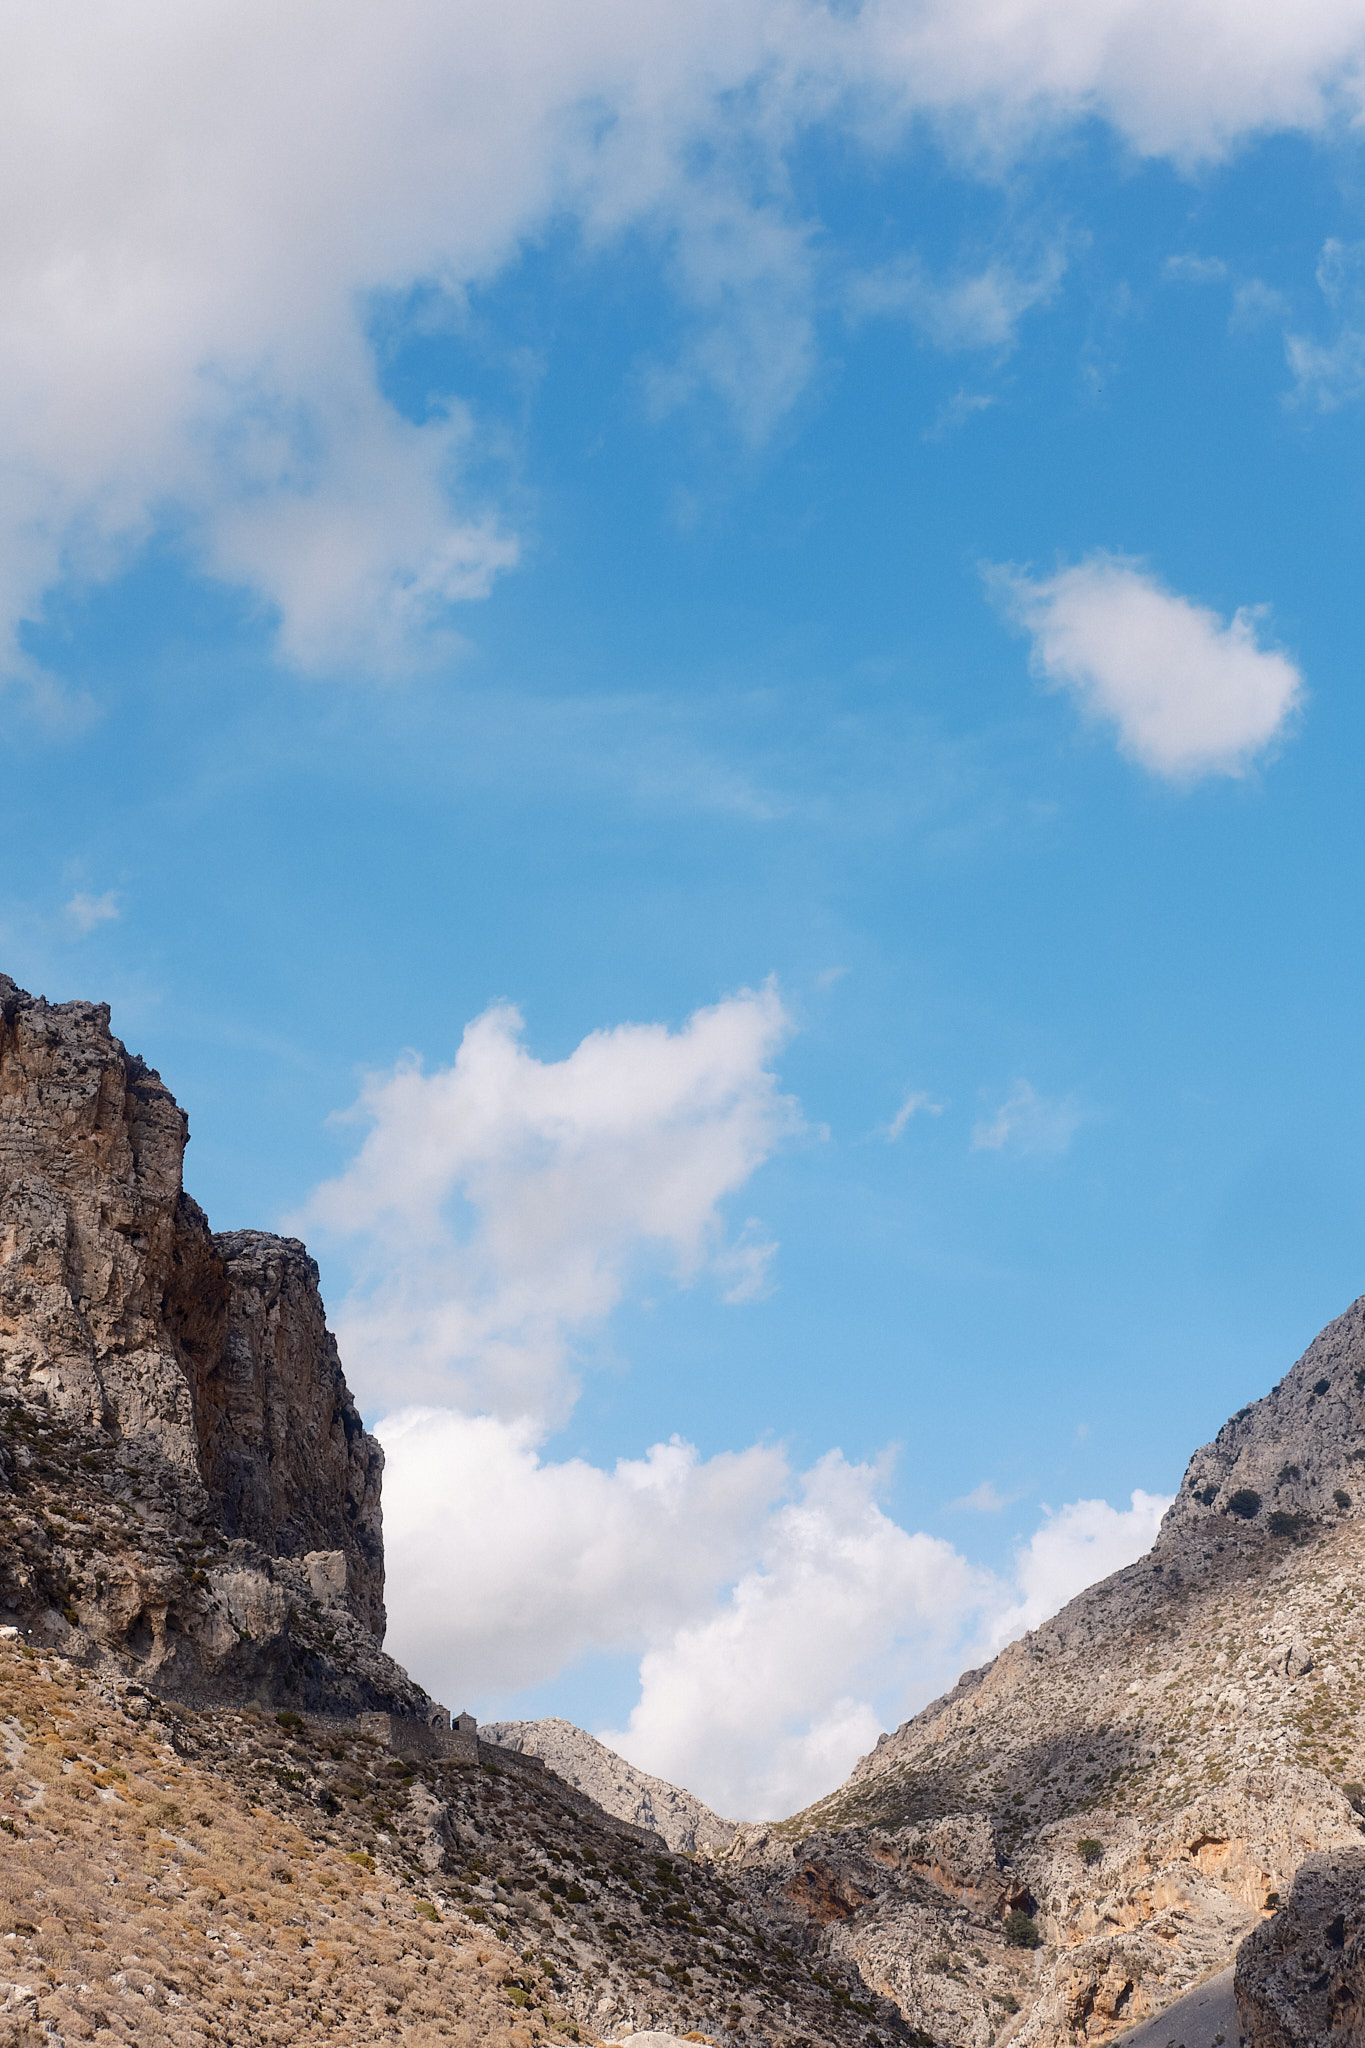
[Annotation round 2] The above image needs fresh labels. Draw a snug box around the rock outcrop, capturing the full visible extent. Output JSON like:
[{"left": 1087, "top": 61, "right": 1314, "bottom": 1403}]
[
  {"left": 1235, "top": 1845, "right": 1365, "bottom": 2046},
  {"left": 720, "top": 1296, "right": 1365, "bottom": 2046},
  {"left": 0, "top": 974, "right": 412, "bottom": 1707},
  {"left": 482, "top": 1717, "right": 738, "bottom": 1856}
]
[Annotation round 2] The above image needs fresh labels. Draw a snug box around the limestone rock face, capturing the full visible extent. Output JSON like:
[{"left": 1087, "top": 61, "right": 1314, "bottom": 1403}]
[
  {"left": 0, "top": 974, "right": 384, "bottom": 1648},
  {"left": 481, "top": 1717, "right": 738, "bottom": 1855},
  {"left": 1236, "top": 1845, "right": 1365, "bottom": 2045}
]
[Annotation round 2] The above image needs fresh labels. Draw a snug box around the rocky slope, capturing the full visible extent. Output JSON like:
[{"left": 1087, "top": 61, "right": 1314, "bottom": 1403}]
[
  {"left": 482, "top": 1722, "right": 737, "bottom": 1857},
  {"left": 0, "top": 1633, "right": 910, "bottom": 2048},
  {"left": 718, "top": 1298, "right": 1365, "bottom": 2047}
]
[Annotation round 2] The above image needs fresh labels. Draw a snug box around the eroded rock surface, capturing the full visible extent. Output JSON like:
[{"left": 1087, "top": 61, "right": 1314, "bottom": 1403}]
[{"left": 482, "top": 1717, "right": 738, "bottom": 1855}]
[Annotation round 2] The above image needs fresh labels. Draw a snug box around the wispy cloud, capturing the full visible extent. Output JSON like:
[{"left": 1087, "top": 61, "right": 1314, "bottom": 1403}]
[
  {"left": 949, "top": 1479, "right": 1016, "bottom": 1512},
  {"left": 848, "top": 245, "right": 1068, "bottom": 354},
  {"left": 1163, "top": 253, "right": 1227, "bottom": 284},
  {"left": 63, "top": 890, "right": 120, "bottom": 936},
  {"left": 883, "top": 1090, "right": 944, "bottom": 1142},
  {"left": 972, "top": 1079, "right": 1081, "bottom": 1158},
  {"left": 1286, "top": 239, "right": 1365, "bottom": 409}
]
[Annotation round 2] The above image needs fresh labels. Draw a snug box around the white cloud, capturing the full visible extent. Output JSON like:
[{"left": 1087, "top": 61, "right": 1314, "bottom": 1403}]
[
  {"left": 300, "top": 982, "right": 1174, "bottom": 1817},
  {"left": 884, "top": 1089, "right": 944, "bottom": 1142},
  {"left": 992, "top": 553, "right": 1303, "bottom": 779},
  {"left": 0, "top": 4, "right": 1362, "bottom": 672},
  {"left": 972, "top": 1079, "right": 1081, "bottom": 1157},
  {"left": 300, "top": 985, "right": 796, "bottom": 1424},
  {"left": 62, "top": 890, "right": 119, "bottom": 935},
  {"left": 978, "top": 1489, "right": 1171, "bottom": 1653},
  {"left": 378, "top": 1409, "right": 788, "bottom": 1697}
]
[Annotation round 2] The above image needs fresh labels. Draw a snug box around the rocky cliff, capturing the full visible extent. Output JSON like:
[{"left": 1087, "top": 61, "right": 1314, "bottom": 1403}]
[
  {"left": 718, "top": 1296, "right": 1365, "bottom": 2046},
  {"left": 482, "top": 1719, "right": 738, "bottom": 1856},
  {"left": 0, "top": 973, "right": 414, "bottom": 1709}
]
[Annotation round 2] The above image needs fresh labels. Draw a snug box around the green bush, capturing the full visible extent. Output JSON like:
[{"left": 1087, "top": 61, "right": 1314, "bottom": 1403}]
[
  {"left": 1003, "top": 1909, "right": 1042, "bottom": 1949},
  {"left": 1077, "top": 1838, "right": 1104, "bottom": 1866},
  {"left": 1227, "top": 1489, "right": 1262, "bottom": 1520},
  {"left": 1267, "top": 1509, "right": 1309, "bottom": 1538},
  {"left": 1335, "top": 1489, "right": 1352, "bottom": 1510},
  {"left": 275, "top": 1710, "right": 304, "bottom": 1731}
]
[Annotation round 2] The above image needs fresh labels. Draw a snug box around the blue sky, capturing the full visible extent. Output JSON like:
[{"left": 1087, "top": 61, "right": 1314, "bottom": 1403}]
[{"left": 4, "top": 1, "right": 1365, "bottom": 1815}]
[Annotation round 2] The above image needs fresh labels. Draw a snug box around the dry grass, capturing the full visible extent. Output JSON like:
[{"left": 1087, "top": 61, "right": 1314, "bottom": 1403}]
[{"left": 0, "top": 1645, "right": 565, "bottom": 2048}]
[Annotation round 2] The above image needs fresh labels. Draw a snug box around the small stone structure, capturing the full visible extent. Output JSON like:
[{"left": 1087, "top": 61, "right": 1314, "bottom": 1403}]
[{"left": 305, "top": 1704, "right": 480, "bottom": 1764}]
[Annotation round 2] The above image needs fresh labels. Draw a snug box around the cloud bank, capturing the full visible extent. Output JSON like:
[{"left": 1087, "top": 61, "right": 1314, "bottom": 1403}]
[
  {"left": 994, "top": 554, "right": 1303, "bottom": 778},
  {"left": 305, "top": 985, "right": 1173, "bottom": 1817},
  {"left": 376, "top": 1400, "right": 1170, "bottom": 1817},
  {"left": 1, "top": 1, "right": 1363, "bottom": 677}
]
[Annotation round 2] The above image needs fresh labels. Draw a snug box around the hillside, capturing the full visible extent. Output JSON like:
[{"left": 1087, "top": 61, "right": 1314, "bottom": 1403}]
[
  {"left": 0, "top": 975, "right": 909, "bottom": 2048},
  {"left": 720, "top": 1299, "right": 1365, "bottom": 2044}
]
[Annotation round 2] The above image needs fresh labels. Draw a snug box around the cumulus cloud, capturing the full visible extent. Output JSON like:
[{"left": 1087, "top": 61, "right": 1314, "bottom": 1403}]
[
  {"left": 62, "top": 890, "right": 119, "bottom": 935},
  {"left": 378, "top": 1410, "right": 788, "bottom": 1697},
  {"left": 0, "top": 2, "right": 1362, "bottom": 672},
  {"left": 301, "top": 985, "right": 797, "bottom": 1423},
  {"left": 992, "top": 553, "right": 1303, "bottom": 779},
  {"left": 972, "top": 1079, "right": 1081, "bottom": 1157},
  {"left": 598, "top": 1451, "right": 992, "bottom": 1818}
]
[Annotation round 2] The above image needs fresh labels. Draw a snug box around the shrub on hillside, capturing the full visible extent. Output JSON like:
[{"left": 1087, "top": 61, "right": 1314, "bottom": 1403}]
[
  {"left": 1077, "top": 1838, "right": 1103, "bottom": 1866},
  {"left": 1003, "top": 1910, "right": 1041, "bottom": 1950},
  {"left": 1227, "top": 1489, "right": 1262, "bottom": 1520}
]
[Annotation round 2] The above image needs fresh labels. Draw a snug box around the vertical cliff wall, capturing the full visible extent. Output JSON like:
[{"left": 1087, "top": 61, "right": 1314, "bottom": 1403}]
[{"left": 0, "top": 974, "right": 384, "bottom": 1635}]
